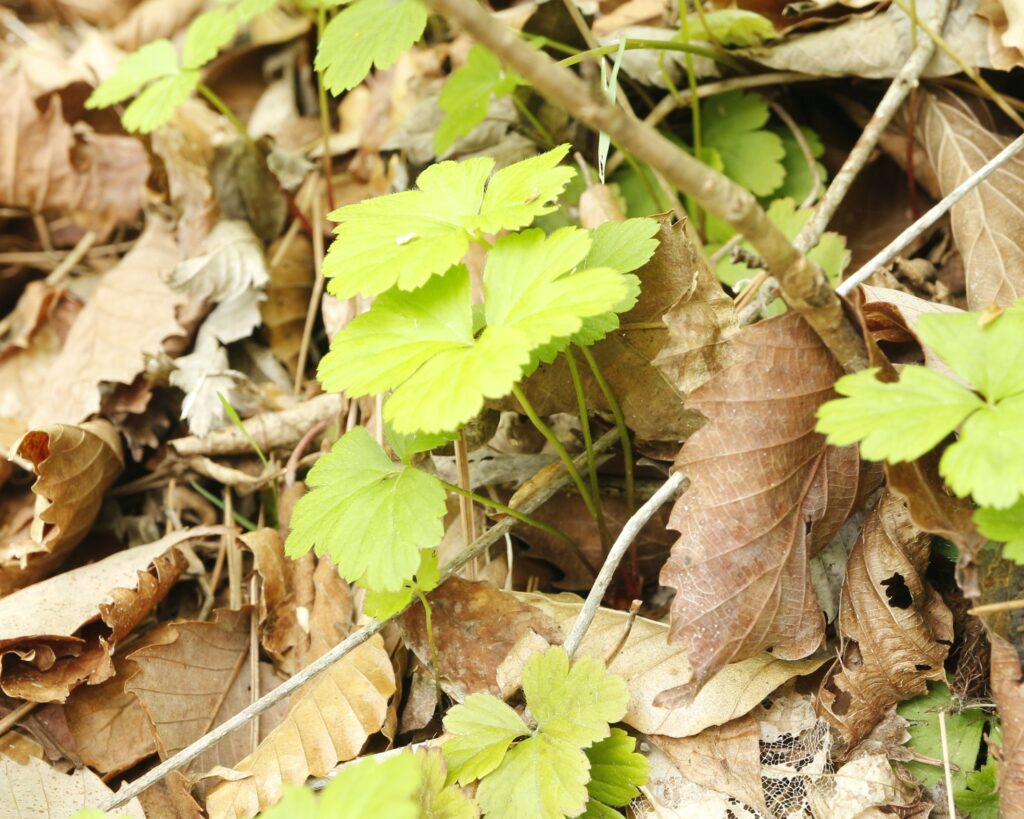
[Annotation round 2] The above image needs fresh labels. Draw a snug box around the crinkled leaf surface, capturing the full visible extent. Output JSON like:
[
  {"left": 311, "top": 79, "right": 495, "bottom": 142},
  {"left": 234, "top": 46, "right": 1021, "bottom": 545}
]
[
  {"left": 284, "top": 427, "right": 446, "bottom": 591},
  {"left": 443, "top": 693, "right": 530, "bottom": 785},
  {"left": 584, "top": 728, "right": 649, "bottom": 810}
]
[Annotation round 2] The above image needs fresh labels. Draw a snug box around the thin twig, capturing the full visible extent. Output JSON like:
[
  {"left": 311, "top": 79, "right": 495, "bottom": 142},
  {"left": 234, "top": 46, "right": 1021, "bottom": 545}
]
[
  {"left": 767, "top": 99, "right": 821, "bottom": 210},
  {"left": 454, "top": 431, "right": 477, "bottom": 550},
  {"left": 563, "top": 470, "right": 685, "bottom": 658},
  {"left": 968, "top": 598, "right": 1024, "bottom": 616},
  {"left": 0, "top": 701, "right": 39, "bottom": 738},
  {"left": 101, "top": 430, "right": 619, "bottom": 811},
  {"left": 837, "top": 130, "right": 1024, "bottom": 296},
  {"left": 938, "top": 710, "right": 958, "bottom": 818},
  {"left": 44, "top": 230, "right": 96, "bottom": 286},
  {"left": 294, "top": 179, "right": 327, "bottom": 394}
]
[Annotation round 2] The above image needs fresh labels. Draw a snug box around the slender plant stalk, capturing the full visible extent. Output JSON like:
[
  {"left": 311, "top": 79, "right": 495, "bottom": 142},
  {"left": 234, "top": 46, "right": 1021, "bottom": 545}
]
[
  {"left": 677, "top": 4, "right": 703, "bottom": 196},
  {"left": 565, "top": 350, "right": 601, "bottom": 508},
  {"left": 315, "top": 5, "right": 336, "bottom": 212},
  {"left": 579, "top": 346, "right": 635, "bottom": 513},
  {"left": 189, "top": 481, "right": 257, "bottom": 531},
  {"left": 197, "top": 83, "right": 255, "bottom": 148},
  {"left": 560, "top": 37, "right": 742, "bottom": 71},
  {"left": 511, "top": 384, "right": 598, "bottom": 520},
  {"left": 414, "top": 589, "right": 442, "bottom": 702}
]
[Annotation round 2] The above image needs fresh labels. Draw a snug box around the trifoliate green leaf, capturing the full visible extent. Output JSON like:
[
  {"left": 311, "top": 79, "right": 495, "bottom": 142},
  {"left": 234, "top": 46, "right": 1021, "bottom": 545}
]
[
  {"left": 975, "top": 499, "right": 1024, "bottom": 562},
  {"left": 776, "top": 126, "right": 826, "bottom": 204},
  {"left": 690, "top": 9, "right": 776, "bottom": 46},
  {"left": 417, "top": 749, "right": 480, "bottom": 819},
  {"left": 916, "top": 306, "right": 1024, "bottom": 401},
  {"left": 582, "top": 218, "right": 660, "bottom": 273},
  {"left": 183, "top": 7, "right": 238, "bottom": 69},
  {"left": 284, "top": 426, "right": 446, "bottom": 592},
  {"left": 940, "top": 395, "right": 1024, "bottom": 508},
  {"left": 955, "top": 760, "right": 1000, "bottom": 819},
  {"left": 362, "top": 549, "right": 440, "bottom": 620},
  {"left": 315, "top": 0, "right": 428, "bottom": 93},
  {"left": 86, "top": 39, "right": 180, "bottom": 109},
  {"left": 521, "top": 647, "right": 629, "bottom": 747},
  {"left": 443, "top": 693, "right": 530, "bottom": 785},
  {"left": 122, "top": 70, "right": 200, "bottom": 134},
  {"left": 319, "top": 753, "right": 421, "bottom": 819},
  {"left": 702, "top": 91, "right": 785, "bottom": 197},
  {"left": 584, "top": 728, "right": 649, "bottom": 810},
  {"left": 436, "top": 46, "right": 520, "bottom": 155},
  {"left": 475, "top": 733, "right": 590, "bottom": 819},
  {"left": 816, "top": 367, "right": 984, "bottom": 462}
]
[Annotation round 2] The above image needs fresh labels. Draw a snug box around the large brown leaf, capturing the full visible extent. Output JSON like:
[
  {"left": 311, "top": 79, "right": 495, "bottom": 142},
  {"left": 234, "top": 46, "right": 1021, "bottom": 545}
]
[
  {"left": 990, "top": 636, "right": 1024, "bottom": 817},
  {"left": 0, "top": 754, "right": 144, "bottom": 817},
  {"left": 817, "top": 492, "right": 953, "bottom": 746},
  {"left": 917, "top": 88, "right": 1024, "bottom": 309},
  {"left": 203, "top": 635, "right": 395, "bottom": 818},
  {"left": 660, "top": 312, "right": 861, "bottom": 703}
]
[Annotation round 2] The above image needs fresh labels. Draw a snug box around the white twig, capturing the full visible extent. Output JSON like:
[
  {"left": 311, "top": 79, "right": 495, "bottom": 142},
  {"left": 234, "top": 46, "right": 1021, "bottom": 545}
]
[
  {"left": 101, "top": 430, "right": 618, "bottom": 811},
  {"left": 563, "top": 470, "right": 685, "bottom": 658},
  {"left": 837, "top": 130, "right": 1024, "bottom": 296},
  {"left": 938, "top": 709, "right": 957, "bottom": 818}
]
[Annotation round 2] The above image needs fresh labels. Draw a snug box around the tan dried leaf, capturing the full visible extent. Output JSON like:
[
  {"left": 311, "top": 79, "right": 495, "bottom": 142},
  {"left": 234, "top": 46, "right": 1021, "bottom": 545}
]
[
  {"left": 660, "top": 312, "right": 860, "bottom": 703},
  {"left": 817, "top": 492, "right": 953, "bottom": 745},
  {"left": 0, "top": 70, "right": 149, "bottom": 238},
  {"left": 167, "top": 220, "right": 269, "bottom": 302},
  {"left": 977, "top": 0, "right": 1024, "bottom": 69},
  {"left": 261, "top": 234, "right": 314, "bottom": 375},
  {"left": 203, "top": 635, "right": 395, "bottom": 819},
  {"left": 918, "top": 88, "right": 1024, "bottom": 309},
  {"left": 990, "top": 635, "right": 1024, "bottom": 815},
  {"left": 111, "top": 0, "right": 206, "bottom": 51},
  {"left": 30, "top": 219, "right": 188, "bottom": 427},
  {"left": 0, "top": 754, "right": 144, "bottom": 817}
]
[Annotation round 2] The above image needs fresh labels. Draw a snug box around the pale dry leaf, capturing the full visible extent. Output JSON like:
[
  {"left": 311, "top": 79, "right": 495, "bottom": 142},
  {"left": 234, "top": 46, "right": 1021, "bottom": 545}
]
[
  {"left": 817, "top": 492, "right": 953, "bottom": 746},
  {"left": 261, "top": 233, "right": 314, "bottom": 375},
  {"left": 990, "top": 635, "right": 1024, "bottom": 815},
  {"left": 977, "top": 0, "right": 1024, "bottom": 68},
  {"left": 637, "top": 741, "right": 762, "bottom": 818},
  {"left": 170, "top": 341, "right": 259, "bottom": 437},
  {"left": 805, "top": 752, "right": 917, "bottom": 819},
  {"left": 167, "top": 220, "right": 270, "bottom": 303},
  {"left": 0, "top": 754, "right": 145, "bottom": 817},
  {"left": 203, "top": 635, "right": 395, "bottom": 819},
  {"left": 918, "top": 88, "right": 1024, "bottom": 309},
  {"left": 30, "top": 219, "right": 187, "bottom": 427},
  {"left": 660, "top": 312, "right": 861, "bottom": 703},
  {"left": 0, "top": 528, "right": 209, "bottom": 702},
  {"left": 111, "top": 0, "right": 206, "bottom": 51}
]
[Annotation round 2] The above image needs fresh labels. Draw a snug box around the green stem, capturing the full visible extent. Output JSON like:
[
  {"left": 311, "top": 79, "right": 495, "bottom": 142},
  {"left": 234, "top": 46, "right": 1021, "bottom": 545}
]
[
  {"left": 511, "top": 384, "right": 598, "bottom": 521},
  {"left": 564, "top": 350, "right": 609, "bottom": 548},
  {"left": 560, "top": 38, "right": 742, "bottom": 71},
  {"left": 511, "top": 94, "right": 555, "bottom": 148},
  {"left": 197, "top": 83, "right": 255, "bottom": 149},
  {"left": 189, "top": 481, "right": 258, "bottom": 531},
  {"left": 316, "top": 5, "right": 336, "bottom": 211},
  {"left": 579, "top": 346, "right": 635, "bottom": 514},
  {"left": 677, "top": 4, "right": 704, "bottom": 234},
  {"left": 414, "top": 588, "right": 442, "bottom": 702}
]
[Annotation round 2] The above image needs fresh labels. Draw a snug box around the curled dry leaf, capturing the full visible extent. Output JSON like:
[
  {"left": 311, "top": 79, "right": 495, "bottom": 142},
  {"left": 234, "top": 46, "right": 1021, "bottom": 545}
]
[
  {"left": 0, "top": 528, "right": 208, "bottom": 702},
  {"left": 261, "top": 233, "right": 315, "bottom": 375},
  {"left": 817, "top": 492, "right": 953, "bottom": 746},
  {"left": 111, "top": 0, "right": 206, "bottom": 51},
  {"left": 977, "top": 0, "right": 1024, "bottom": 69},
  {"left": 0, "top": 70, "right": 149, "bottom": 240},
  {"left": 917, "top": 88, "right": 1024, "bottom": 309},
  {"left": 30, "top": 219, "right": 188, "bottom": 427},
  {"left": 660, "top": 312, "right": 861, "bottom": 704},
  {"left": 0, "top": 754, "right": 144, "bottom": 817},
  {"left": 990, "top": 636, "right": 1024, "bottom": 816},
  {"left": 167, "top": 220, "right": 270, "bottom": 303},
  {"left": 203, "top": 635, "right": 395, "bottom": 819}
]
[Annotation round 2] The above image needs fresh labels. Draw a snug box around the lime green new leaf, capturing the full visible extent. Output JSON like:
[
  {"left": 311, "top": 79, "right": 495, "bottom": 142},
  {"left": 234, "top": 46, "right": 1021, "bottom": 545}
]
[
  {"left": 521, "top": 647, "right": 629, "bottom": 747},
  {"left": 319, "top": 753, "right": 421, "bottom": 819},
  {"left": 702, "top": 91, "right": 785, "bottom": 197},
  {"left": 443, "top": 693, "right": 531, "bottom": 785},
  {"left": 236, "top": 0, "right": 278, "bottom": 21},
  {"left": 315, "top": 0, "right": 428, "bottom": 94},
  {"left": 362, "top": 548, "right": 440, "bottom": 620},
  {"left": 816, "top": 367, "right": 984, "bottom": 463},
  {"left": 436, "top": 46, "right": 520, "bottom": 155},
  {"left": 386, "top": 420, "right": 459, "bottom": 464},
  {"left": 689, "top": 9, "right": 776, "bottom": 46},
  {"left": 475, "top": 733, "right": 590, "bottom": 819},
  {"left": 582, "top": 218, "right": 660, "bottom": 273},
  {"left": 955, "top": 760, "right": 1000, "bottom": 819},
  {"left": 940, "top": 395, "right": 1024, "bottom": 508},
  {"left": 85, "top": 39, "right": 180, "bottom": 109},
  {"left": 122, "top": 70, "right": 200, "bottom": 133},
  {"left": 417, "top": 749, "right": 480, "bottom": 819},
  {"left": 284, "top": 427, "right": 446, "bottom": 591},
  {"left": 975, "top": 499, "right": 1024, "bottom": 562},
  {"left": 776, "top": 127, "right": 826, "bottom": 204},
  {"left": 257, "top": 785, "right": 319, "bottom": 819},
  {"left": 584, "top": 728, "right": 649, "bottom": 811},
  {"left": 183, "top": 7, "right": 238, "bottom": 69}
]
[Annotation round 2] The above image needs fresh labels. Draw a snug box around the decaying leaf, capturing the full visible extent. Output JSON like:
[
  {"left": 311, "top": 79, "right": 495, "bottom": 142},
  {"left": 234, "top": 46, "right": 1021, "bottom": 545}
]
[
  {"left": 990, "top": 636, "right": 1024, "bottom": 814},
  {"left": 167, "top": 220, "right": 270, "bottom": 303},
  {"left": 261, "top": 233, "right": 315, "bottom": 375},
  {"left": 0, "top": 528, "right": 205, "bottom": 702},
  {"left": 978, "top": 0, "right": 1024, "bottom": 69},
  {"left": 0, "top": 754, "right": 145, "bottom": 817},
  {"left": 203, "top": 635, "right": 395, "bottom": 819},
  {"left": 660, "top": 312, "right": 861, "bottom": 703},
  {"left": 817, "top": 492, "right": 953, "bottom": 746},
  {"left": 917, "top": 88, "right": 1024, "bottom": 309}
]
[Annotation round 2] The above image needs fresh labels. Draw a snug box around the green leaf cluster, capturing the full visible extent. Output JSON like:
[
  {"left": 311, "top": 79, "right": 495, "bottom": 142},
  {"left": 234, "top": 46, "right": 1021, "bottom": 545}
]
[
  {"left": 85, "top": 0, "right": 267, "bottom": 132},
  {"left": 443, "top": 647, "right": 645, "bottom": 819},
  {"left": 686, "top": 9, "right": 777, "bottom": 47},
  {"left": 435, "top": 46, "right": 523, "bottom": 155}
]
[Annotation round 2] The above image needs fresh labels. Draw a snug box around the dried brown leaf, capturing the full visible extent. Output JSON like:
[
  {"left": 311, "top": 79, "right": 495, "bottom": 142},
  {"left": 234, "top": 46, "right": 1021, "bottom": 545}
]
[
  {"left": 0, "top": 754, "right": 144, "bottom": 817},
  {"left": 990, "top": 636, "right": 1024, "bottom": 816},
  {"left": 261, "top": 233, "right": 314, "bottom": 375},
  {"left": 977, "top": 0, "right": 1024, "bottom": 69},
  {"left": 111, "top": 0, "right": 205, "bottom": 51},
  {"left": 817, "top": 492, "right": 953, "bottom": 746},
  {"left": 660, "top": 312, "right": 860, "bottom": 703},
  {"left": 30, "top": 219, "right": 188, "bottom": 427},
  {"left": 203, "top": 634, "right": 395, "bottom": 818},
  {"left": 137, "top": 770, "right": 203, "bottom": 819},
  {"left": 918, "top": 88, "right": 1024, "bottom": 309}
]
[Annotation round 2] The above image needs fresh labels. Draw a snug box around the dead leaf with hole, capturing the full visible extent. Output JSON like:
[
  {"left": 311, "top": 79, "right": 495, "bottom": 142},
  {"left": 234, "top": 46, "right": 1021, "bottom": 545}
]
[
  {"left": 817, "top": 492, "right": 953, "bottom": 746},
  {"left": 0, "top": 528, "right": 210, "bottom": 702},
  {"left": 125, "top": 608, "right": 289, "bottom": 774},
  {"left": 203, "top": 635, "right": 395, "bottom": 819},
  {"left": 0, "top": 69, "right": 149, "bottom": 240},
  {"left": 660, "top": 312, "right": 862, "bottom": 704},
  {"left": 917, "top": 88, "right": 1024, "bottom": 309},
  {"left": 0, "top": 754, "right": 145, "bottom": 817},
  {"left": 261, "top": 233, "right": 314, "bottom": 375}
]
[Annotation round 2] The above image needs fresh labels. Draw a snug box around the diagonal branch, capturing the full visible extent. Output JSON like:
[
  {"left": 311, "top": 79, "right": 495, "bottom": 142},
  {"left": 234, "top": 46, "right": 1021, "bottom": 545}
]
[{"left": 425, "top": 0, "right": 867, "bottom": 372}]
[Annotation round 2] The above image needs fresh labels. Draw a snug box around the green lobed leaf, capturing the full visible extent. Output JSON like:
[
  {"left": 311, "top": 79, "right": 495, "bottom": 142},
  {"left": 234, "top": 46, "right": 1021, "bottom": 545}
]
[
  {"left": 581, "top": 218, "right": 660, "bottom": 273},
  {"left": 315, "top": 0, "right": 428, "bottom": 94},
  {"left": 183, "top": 7, "right": 239, "bottom": 69},
  {"left": 236, "top": 0, "right": 278, "bottom": 21},
  {"left": 521, "top": 647, "right": 629, "bottom": 747},
  {"left": 940, "top": 395, "right": 1024, "bottom": 508},
  {"left": 975, "top": 499, "right": 1024, "bottom": 563},
  {"left": 816, "top": 367, "right": 985, "bottom": 463},
  {"left": 386, "top": 420, "right": 459, "bottom": 464},
  {"left": 702, "top": 91, "right": 786, "bottom": 197},
  {"left": 775, "top": 127, "right": 826, "bottom": 204},
  {"left": 257, "top": 785, "right": 319, "bottom": 818},
  {"left": 318, "top": 753, "right": 421, "bottom": 819},
  {"left": 689, "top": 9, "right": 776, "bottom": 46},
  {"left": 435, "top": 46, "right": 520, "bottom": 155},
  {"left": 284, "top": 427, "right": 446, "bottom": 592},
  {"left": 416, "top": 749, "right": 480, "bottom": 819},
  {"left": 474, "top": 733, "right": 590, "bottom": 819},
  {"left": 85, "top": 39, "right": 180, "bottom": 109},
  {"left": 122, "top": 70, "right": 200, "bottom": 133},
  {"left": 955, "top": 760, "right": 999, "bottom": 819},
  {"left": 584, "top": 728, "right": 649, "bottom": 809},
  {"left": 362, "top": 549, "right": 440, "bottom": 620},
  {"left": 443, "top": 693, "right": 530, "bottom": 785}
]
